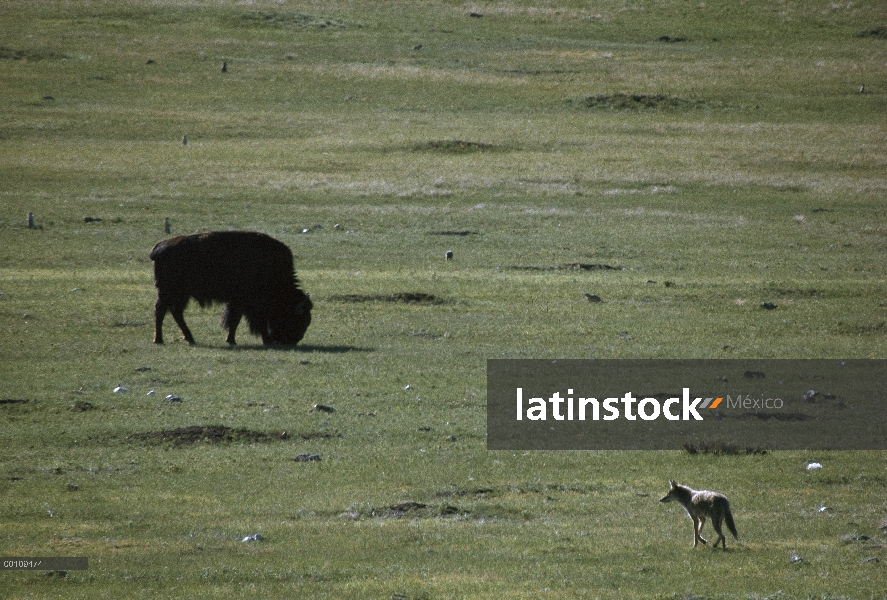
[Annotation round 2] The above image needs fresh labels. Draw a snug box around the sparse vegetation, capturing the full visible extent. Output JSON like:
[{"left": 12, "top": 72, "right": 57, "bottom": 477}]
[{"left": 1, "top": 0, "right": 885, "bottom": 597}]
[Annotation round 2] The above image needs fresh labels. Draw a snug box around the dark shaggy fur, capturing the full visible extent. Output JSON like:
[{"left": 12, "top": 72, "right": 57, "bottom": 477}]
[{"left": 150, "top": 231, "right": 312, "bottom": 345}]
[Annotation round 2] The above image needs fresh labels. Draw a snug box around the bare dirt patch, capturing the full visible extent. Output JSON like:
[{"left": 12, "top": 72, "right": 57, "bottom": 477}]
[
  {"left": 0, "top": 398, "right": 29, "bottom": 406},
  {"left": 507, "top": 263, "right": 622, "bottom": 272},
  {"left": 412, "top": 140, "right": 498, "bottom": 153},
  {"left": 233, "top": 12, "right": 350, "bottom": 30},
  {"left": 0, "top": 46, "right": 62, "bottom": 61},
  {"left": 856, "top": 26, "right": 887, "bottom": 39},
  {"left": 330, "top": 292, "right": 443, "bottom": 304},
  {"left": 127, "top": 425, "right": 290, "bottom": 445},
  {"left": 370, "top": 501, "right": 471, "bottom": 519},
  {"left": 574, "top": 93, "right": 707, "bottom": 110},
  {"left": 436, "top": 487, "right": 496, "bottom": 498},
  {"left": 682, "top": 441, "right": 769, "bottom": 455},
  {"left": 837, "top": 321, "right": 886, "bottom": 334}
]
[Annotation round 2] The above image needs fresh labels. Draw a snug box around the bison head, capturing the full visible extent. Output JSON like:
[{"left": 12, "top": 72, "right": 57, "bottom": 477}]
[{"left": 266, "top": 288, "right": 313, "bottom": 345}]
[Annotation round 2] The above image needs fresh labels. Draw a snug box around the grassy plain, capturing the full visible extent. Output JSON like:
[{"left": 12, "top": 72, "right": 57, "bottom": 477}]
[{"left": 1, "top": 0, "right": 886, "bottom": 598}]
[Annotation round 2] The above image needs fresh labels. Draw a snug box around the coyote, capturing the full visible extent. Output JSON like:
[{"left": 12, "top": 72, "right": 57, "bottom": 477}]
[{"left": 660, "top": 480, "right": 738, "bottom": 550}]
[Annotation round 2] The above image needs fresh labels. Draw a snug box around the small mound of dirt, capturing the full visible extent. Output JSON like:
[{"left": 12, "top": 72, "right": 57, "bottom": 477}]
[
  {"left": 413, "top": 140, "right": 498, "bottom": 153},
  {"left": 576, "top": 93, "right": 706, "bottom": 110},
  {"left": 127, "top": 425, "right": 289, "bottom": 445},
  {"left": 330, "top": 292, "right": 443, "bottom": 304}
]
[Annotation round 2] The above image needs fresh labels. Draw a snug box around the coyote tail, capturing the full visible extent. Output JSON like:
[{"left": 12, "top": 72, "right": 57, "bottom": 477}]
[{"left": 725, "top": 507, "right": 738, "bottom": 539}]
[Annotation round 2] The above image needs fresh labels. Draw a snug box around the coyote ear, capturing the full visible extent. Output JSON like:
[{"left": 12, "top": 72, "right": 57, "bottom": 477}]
[{"left": 669, "top": 479, "right": 677, "bottom": 487}]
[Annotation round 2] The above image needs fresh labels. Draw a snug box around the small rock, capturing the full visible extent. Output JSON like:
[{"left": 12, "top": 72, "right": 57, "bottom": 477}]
[
  {"left": 165, "top": 394, "right": 181, "bottom": 402},
  {"left": 760, "top": 302, "right": 778, "bottom": 310},
  {"left": 67, "top": 483, "right": 79, "bottom": 491},
  {"left": 135, "top": 366, "right": 151, "bottom": 372},
  {"left": 806, "top": 462, "right": 822, "bottom": 470},
  {"left": 583, "top": 293, "right": 602, "bottom": 302},
  {"left": 241, "top": 533, "right": 262, "bottom": 542},
  {"left": 113, "top": 386, "right": 128, "bottom": 393},
  {"left": 445, "top": 250, "right": 454, "bottom": 260},
  {"left": 146, "top": 390, "right": 156, "bottom": 396},
  {"left": 404, "top": 384, "right": 411, "bottom": 390},
  {"left": 863, "top": 557, "right": 880, "bottom": 563},
  {"left": 294, "top": 454, "right": 321, "bottom": 462},
  {"left": 790, "top": 554, "right": 803, "bottom": 563},
  {"left": 313, "top": 403, "right": 335, "bottom": 413},
  {"left": 803, "top": 389, "right": 818, "bottom": 402}
]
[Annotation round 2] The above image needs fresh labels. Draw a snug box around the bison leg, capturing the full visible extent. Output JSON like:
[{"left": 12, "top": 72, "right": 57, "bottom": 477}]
[
  {"left": 222, "top": 304, "right": 242, "bottom": 345},
  {"left": 167, "top": 297, "right": 196, "bottom": 345},
  {"left": 153, "top": 299, "right": 167, "bottom": 344}
]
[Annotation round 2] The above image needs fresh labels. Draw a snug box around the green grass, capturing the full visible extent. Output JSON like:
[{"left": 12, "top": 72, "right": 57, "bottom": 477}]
[{"left": 1, "top": 0, "right": 886, "bottom": 597}]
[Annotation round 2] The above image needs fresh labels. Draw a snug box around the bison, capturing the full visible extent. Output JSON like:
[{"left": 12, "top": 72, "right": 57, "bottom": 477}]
[{"left": 150, "top": 231, "right": 312, "bottom": 346}]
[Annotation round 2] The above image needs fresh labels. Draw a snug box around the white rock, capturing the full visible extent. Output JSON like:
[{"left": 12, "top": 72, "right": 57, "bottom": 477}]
[
  {"left": 806, "top": 462, "right": 822, "bottom": 470},
  {"left": 113, "top": 386, "right": 128, "bottom": 393}
]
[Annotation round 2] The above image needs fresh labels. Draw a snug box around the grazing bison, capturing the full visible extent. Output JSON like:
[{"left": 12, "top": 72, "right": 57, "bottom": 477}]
[{"left": 150, "top": 231, "right": 312, "bottom": 346}]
